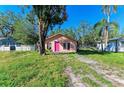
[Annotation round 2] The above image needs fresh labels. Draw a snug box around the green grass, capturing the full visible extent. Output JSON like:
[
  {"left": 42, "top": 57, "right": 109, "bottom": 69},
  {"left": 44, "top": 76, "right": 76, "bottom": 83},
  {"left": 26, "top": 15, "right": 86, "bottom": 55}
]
[
  {"left": 82, "top": 77, "right": 100, "bottom": 87},
  {"left": 78, "top": 49, "right": 124, "bottom": 69},
  {"left": 0, "top": 51, "right": 68, "bottom": 87},
  {"left": 87, "top": 53, "right": 124, "bottom": 69},
  {"left": 0, "top": 51, "right": 112, "bottom": 87}
]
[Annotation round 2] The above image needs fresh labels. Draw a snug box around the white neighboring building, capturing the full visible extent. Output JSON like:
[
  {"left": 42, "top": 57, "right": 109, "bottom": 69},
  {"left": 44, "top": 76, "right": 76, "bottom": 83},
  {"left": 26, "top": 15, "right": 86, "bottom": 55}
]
[
  {"left": 97, "top": 37, "right": 124, "bottom": 52},
  {"left": 96, "top": 41, "right": 106, "bottom": 51},
  {"left": 0, "top": 36, "right": 35, "bottom": 51},
  {"left": 106, "top": 37, "right": 124, "bottom": 52}
]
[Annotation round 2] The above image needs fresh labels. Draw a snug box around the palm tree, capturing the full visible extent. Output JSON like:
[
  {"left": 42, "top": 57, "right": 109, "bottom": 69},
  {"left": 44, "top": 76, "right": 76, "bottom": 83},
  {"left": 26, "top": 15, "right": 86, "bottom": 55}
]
[
  {"left": 94, "top": 19, "right": 119, "bottom": 51},
  {"left": 102, "top": 5, "right": 117, "bottom": 48},
  {"left": 94, "top": 19, "right": 107, "bottom": 51},
  {"left": 109, "top": 22, "right": 119, "bottom": 38}
]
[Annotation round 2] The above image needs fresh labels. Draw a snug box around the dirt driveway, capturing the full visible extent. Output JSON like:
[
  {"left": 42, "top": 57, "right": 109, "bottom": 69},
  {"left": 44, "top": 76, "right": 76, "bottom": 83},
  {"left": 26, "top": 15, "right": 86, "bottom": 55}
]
[{"left": 76, "top": 54, "right": 124, "bottom": 87}]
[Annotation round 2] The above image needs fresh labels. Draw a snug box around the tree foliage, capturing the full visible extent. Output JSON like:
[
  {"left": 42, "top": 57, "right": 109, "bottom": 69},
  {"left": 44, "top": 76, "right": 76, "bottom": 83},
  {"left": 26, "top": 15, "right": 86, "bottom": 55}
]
[
  {"left": 94, "top": 19, "right": 119, "bottom": 40},
  {"left": 0, "top": 11, "right": 17, "bottom": 37},
  {"left": 0, "top": 10, "right": 39, "bottom": 45},
  {"left": 12, "top": 18, "right": 38, "bottom": 45}
]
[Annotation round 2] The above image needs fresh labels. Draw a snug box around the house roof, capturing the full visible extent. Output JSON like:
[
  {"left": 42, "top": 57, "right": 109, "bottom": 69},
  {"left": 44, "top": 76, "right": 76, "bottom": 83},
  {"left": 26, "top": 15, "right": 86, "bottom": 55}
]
[
  {"left": 109, "top": 37, "right": 124, "bottom": 41},
  {"left": 0, "top": 36, "right": 6, "bottom": 40},
  {"left": 46, "top": 33, "right": 77, "bottom": 42}
]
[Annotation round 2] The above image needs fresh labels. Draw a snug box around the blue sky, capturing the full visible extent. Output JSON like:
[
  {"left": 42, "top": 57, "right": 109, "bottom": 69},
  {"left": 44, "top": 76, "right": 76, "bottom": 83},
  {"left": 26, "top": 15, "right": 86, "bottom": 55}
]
[
  {"left": 0, "top": 5, "right": 124, "bottom": 33},
  {"left": 61, "top": 5, "right": 124, "bottom": 33}
]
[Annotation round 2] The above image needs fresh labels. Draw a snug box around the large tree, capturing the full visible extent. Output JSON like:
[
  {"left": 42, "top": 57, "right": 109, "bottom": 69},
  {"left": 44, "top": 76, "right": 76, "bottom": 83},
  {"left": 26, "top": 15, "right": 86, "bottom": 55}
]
[
  {"left": 76, "top": 21, "right": 94, "bottom": 47},
  {"left": 32, "top": 5, "right": 67, "bottom": 55}
]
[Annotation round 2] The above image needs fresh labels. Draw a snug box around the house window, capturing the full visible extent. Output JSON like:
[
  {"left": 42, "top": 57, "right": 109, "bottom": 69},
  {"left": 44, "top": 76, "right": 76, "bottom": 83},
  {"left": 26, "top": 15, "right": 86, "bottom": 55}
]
[
  {"left": 67, "top": 43, "right": 70, "bottom": 50},
  {"left": 63, "top": 43, "right": 66, "bottom": 49},
  {"left": 63, "top": 42, "right": 70, "bottom": 50},
  {"left": 121, "top": 41, "right": 124, "bottom": 47}
]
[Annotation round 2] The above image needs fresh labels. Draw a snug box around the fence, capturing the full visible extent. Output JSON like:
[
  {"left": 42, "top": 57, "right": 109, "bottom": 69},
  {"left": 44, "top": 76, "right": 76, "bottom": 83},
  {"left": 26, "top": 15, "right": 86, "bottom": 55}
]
[{"left": 0, "top": 45, "right": 35, "bottom": 51}]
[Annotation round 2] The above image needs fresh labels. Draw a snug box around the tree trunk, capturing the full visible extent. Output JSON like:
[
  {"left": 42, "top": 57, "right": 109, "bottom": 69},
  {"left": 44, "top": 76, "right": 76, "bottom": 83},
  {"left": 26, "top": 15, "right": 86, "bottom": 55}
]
[
  {"left": 38, "top": 18, "right": 46, "bottom": 55},
  {"left": 104, "top": 26, "right": 108, "bottom": 48},
  {"left": 76, "top": 41, "right": 79, "bottom": 52},
  {"left": 101, "top": 39, "right": 104, "bottom": 52},
  {"left": 41, "top": 36, "right": 46, "bottom": 55}
]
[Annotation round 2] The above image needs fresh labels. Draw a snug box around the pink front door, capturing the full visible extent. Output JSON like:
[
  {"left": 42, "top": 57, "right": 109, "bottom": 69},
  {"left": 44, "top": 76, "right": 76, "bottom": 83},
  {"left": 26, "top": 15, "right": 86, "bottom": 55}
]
[{"left": 54, "top": 41, "right": 59, "bottom": 52}]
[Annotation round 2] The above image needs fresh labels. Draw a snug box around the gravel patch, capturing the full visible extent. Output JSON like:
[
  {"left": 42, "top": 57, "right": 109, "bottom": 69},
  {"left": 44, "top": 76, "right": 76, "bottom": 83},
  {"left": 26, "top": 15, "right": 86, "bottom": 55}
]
[{"left": 65, "top": 66, "right": 86, "bottom": 87}]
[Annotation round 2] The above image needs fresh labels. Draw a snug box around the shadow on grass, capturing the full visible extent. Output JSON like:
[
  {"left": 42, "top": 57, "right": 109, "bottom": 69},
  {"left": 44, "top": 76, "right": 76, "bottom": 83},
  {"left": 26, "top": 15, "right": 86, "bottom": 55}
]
[
  {"left": 46, "top": 52, "right": 76, "bottom": 55},
  {"left": 77, "top": 49, "right": 112, "bottom": 55},
  {"left": 45, "top": 48, "right": 112, "bottom": 56}
]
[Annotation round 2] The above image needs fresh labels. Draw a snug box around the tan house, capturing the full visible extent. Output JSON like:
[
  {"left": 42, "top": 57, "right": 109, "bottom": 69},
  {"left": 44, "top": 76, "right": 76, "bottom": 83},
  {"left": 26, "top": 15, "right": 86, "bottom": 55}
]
[{"left": 45, "top": 34, "right": 77, "bottom": 53}]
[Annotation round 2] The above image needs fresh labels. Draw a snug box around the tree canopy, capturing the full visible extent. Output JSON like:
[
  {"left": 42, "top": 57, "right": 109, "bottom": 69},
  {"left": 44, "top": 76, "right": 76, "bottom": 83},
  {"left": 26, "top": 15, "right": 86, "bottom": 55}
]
[
  {"left": 12, "top": 17, "right": 38, "bottom": 45},
  {"left": 0, "top": 10, "right": 39, "bottom": 45}
]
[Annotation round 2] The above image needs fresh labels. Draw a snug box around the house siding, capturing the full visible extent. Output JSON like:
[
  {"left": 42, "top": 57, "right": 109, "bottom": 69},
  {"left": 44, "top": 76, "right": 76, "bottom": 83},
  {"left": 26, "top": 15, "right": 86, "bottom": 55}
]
[
  {"left": 45, "top": 35, "right": 77, "bottom": 53},
  {"left": 105, "top": 38, "right": 124, "bottom": 52}
]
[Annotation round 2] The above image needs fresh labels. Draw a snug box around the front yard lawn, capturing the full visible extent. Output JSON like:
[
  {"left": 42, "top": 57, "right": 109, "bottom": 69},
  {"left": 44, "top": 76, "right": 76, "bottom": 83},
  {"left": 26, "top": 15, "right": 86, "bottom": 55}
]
[
  {"left": 0, "top": 52, "right": 68, "bottom": 87},
  {"left": 0, "top": 51, "right": 112, "bottom": 87}
]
